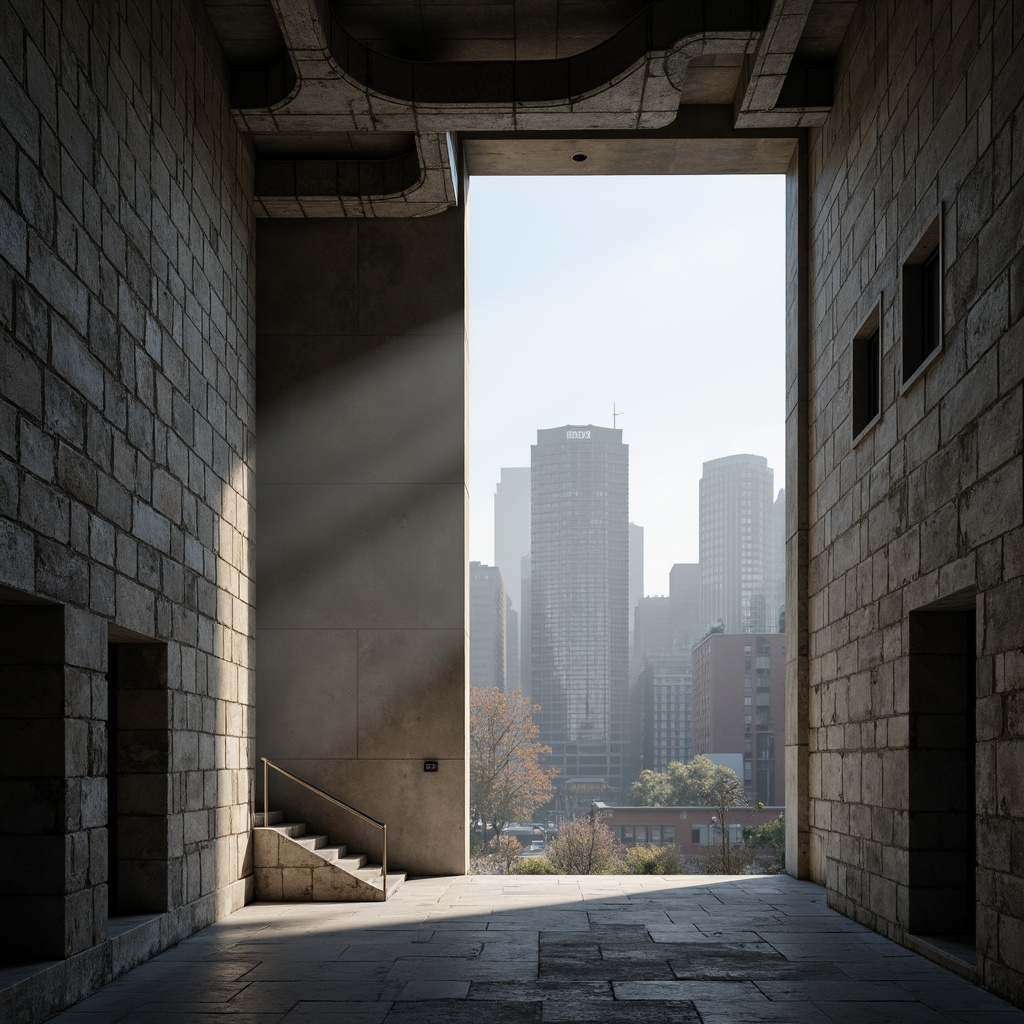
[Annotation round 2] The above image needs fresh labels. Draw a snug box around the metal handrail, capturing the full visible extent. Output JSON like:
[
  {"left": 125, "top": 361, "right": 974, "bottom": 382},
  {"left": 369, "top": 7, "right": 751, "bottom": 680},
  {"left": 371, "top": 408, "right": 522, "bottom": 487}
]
[{"left": 259, "top": 756, "right": 387, "bottom": 893}]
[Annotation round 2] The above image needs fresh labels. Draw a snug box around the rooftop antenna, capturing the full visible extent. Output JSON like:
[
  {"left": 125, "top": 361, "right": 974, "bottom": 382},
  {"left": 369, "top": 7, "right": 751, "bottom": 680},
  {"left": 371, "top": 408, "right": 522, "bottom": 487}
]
[{"left": 613, "top": 403, "right": 624, "bottom": 429}]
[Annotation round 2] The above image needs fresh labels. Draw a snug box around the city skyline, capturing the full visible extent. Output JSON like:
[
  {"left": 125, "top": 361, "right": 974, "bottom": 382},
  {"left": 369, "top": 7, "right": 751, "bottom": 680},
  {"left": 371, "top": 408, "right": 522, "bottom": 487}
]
[{"left": 468, "top": 175, "right": 786, "bottom": 582}]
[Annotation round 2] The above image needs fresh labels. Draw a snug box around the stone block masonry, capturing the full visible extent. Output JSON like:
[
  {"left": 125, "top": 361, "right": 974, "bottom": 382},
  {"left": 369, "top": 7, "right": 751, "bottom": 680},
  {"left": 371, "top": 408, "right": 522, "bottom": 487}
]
[
  {"left": 0, "top": 0, "right": 255, "bottom": 1018},
  {"left": 803, "top": 0, "right": 1024, "bottom": 1004}
]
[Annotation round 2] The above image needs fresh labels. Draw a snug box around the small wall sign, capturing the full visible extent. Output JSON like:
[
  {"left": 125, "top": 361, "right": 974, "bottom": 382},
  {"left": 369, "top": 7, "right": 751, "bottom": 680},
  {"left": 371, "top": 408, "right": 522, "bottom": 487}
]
[{"left": 424, "top": 760, "right": 439, "bottom": 772}]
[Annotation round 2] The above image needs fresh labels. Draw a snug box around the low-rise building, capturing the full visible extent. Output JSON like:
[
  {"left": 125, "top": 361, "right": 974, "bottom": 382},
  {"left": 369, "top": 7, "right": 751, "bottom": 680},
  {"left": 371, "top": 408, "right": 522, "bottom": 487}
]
[{"left": 593, "top": 802, "right": 784, "bottom": 860}]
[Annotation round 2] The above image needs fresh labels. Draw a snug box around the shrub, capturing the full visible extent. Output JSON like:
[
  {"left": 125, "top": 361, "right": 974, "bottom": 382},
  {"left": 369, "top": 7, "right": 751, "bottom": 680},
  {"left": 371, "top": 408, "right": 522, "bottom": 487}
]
[
  {"left": 490, "top": 834, "right": 523, "bottom": 873},
  {"left": 745, "top": 812, "right": 786, "bottom": 873},
  {"left": 694, "top": 846, "right": 753, "bottom": 875},
  {"left": 623, "top": 843, "right": 683, "bottom": 875},
  {"left": 469, "top": 833, "right": 523, "bottom": 874},
  {"left": 510, "top": 856, "right": 558, "bottom": 874},
  {"left": 545, "top": 815, "right": 622, "bottom": 874}
]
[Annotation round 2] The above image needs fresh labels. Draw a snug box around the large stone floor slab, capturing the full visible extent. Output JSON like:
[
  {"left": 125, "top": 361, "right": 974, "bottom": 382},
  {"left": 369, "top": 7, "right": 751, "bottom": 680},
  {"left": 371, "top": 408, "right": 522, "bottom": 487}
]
[{"left": 48, "top": 876, "right": 1024, "bottom": 1023}]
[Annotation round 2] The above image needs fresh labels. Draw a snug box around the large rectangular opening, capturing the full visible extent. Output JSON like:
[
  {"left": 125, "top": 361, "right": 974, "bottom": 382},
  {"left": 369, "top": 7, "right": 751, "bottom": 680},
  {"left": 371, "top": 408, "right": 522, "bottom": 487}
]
[
  {"left": 908, "top": 592, "right": 977, "bottom": 945},
  {"left": 466, "top": 174, "right": 787, "bottom": 862},
  {"left": 106, "top": 628, "right": 170, "bottom": 916},
  {"left": 0, "top": 590, "right": 67, "bottom": 962}
]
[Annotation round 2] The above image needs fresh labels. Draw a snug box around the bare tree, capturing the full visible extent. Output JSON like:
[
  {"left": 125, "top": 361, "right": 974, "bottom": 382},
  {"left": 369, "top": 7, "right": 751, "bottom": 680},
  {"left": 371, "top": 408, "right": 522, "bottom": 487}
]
[{"left": 470, "top": 687, "right": 556, "bottom": 844}]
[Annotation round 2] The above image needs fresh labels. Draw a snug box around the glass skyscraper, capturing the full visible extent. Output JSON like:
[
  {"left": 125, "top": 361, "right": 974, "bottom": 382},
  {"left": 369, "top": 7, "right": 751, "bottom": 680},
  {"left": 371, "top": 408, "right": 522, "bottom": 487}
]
[
  {"left": 530, "top": 425, "right": 629, "bottom": 812},
  {"left": 699, "top": 454, "right": 775, "bottom": 634}
]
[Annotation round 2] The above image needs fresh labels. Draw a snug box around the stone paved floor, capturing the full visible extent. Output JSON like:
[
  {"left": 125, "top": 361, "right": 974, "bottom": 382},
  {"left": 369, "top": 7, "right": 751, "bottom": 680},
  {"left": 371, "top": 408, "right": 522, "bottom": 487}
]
[{"left": 51, "top": 875, "right": 1024, "bottom": 1023}]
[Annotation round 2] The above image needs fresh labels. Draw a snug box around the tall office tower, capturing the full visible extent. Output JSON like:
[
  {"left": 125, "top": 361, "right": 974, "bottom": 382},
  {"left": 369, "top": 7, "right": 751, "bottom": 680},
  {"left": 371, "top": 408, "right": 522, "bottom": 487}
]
[
  {"left": 699, "top": 454, "right": 775, "bottom": 634},
  {"left": 773, "top": 488, "right": 786, "bottom": 631},
  {"left": 505, "top": 598, "right": 520, "bottom": 690},
  {"left": 494, "top": 467, "right": 531, "bottom": 617},
  {"left": 469, "top": 562, "right": 506, "bottom": 690},
  {"left": 669, "top": 563, "right": 701, "bottom": 651},
  {"left": 628, "top": 522, "right": 644, "bottom": 643},
  {"left": 531, "top": 425, "right": 629, "bottom": 812},
  {"left": 691, "top": 632, "right": 785, "bottom": 805}
]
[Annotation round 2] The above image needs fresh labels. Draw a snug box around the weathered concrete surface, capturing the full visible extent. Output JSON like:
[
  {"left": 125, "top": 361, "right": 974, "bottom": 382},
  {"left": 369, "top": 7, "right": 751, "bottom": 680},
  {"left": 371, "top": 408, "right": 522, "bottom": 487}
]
[
  {"left": 43, "top": 875, "right": 1024, "bottom": 1023},
  {"left": 255, "top": 213, "right": 469, "bottom": 878}
]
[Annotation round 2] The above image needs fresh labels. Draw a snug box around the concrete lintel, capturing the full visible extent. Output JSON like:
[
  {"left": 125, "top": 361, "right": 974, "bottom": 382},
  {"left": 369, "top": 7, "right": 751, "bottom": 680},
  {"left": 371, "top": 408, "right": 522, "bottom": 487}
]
[{"left": 462, "top": 107, "right": 800, "bottom": 176}]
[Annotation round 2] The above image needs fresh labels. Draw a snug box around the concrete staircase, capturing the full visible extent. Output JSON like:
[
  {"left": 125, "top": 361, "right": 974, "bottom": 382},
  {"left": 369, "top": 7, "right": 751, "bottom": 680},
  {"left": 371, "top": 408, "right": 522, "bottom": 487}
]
[{"left": 253, "top": 811, "right": 406, "bottom": 902}]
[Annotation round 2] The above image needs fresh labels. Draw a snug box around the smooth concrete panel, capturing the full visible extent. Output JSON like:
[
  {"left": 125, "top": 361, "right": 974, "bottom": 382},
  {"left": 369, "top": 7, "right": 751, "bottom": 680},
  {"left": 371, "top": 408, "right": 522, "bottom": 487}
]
[
  {"left": 355, "top": 214, "right": 465, "bottom": 337},
  {"left": 256, "top": 220, "right": 361, "bottom": 336},
  {"left": 256, "top": 210, "right": 467, "bottom": 877},
  {"left": 265, "top": 757, "right": 467, "bottom": 876},
  {"left": 257, "top": 482, "right": 465, "bottom": 630},
  {"left": 357, "top": 629, "right": 465, "bottom": 759},
  {"left": 256, "top": 629, "right": 358, "bottom": 760},
  {"left": 257, "top": 214, "right": 465, "bottom": 340},
  {"left": 257, "top": 332, "right": 465, "bottom": 485}
]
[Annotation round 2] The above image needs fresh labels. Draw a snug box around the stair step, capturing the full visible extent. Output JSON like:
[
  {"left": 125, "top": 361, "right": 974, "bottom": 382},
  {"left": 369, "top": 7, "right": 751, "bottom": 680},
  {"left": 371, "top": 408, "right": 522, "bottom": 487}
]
[
  {"left": 292, "top": 833, "right": 328, "bottom": 851},
  {"left": 267, "top": 822, "right": 307, "bottom": 839},
  {"left": 253, "top": 812, "right": 405, "bottom": 900},
  {"left": 337, "top": 854, "right": 368, "bottom": 872},
  {"left": 312, "top": 845, "right": 348, "bottom": 862}
]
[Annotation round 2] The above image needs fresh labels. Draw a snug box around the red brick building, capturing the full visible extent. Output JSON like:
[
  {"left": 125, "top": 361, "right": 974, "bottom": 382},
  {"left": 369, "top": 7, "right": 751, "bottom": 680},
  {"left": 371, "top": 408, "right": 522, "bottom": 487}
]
[{"left": 593, "top": 802, "right": 785, "bottom": 860}]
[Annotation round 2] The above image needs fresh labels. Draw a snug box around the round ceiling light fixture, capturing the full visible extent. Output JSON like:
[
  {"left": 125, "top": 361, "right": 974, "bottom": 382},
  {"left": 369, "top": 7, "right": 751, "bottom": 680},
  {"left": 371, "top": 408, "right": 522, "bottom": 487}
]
[{"left": 571, "top": 152, "right": 588, "bottom": 162}]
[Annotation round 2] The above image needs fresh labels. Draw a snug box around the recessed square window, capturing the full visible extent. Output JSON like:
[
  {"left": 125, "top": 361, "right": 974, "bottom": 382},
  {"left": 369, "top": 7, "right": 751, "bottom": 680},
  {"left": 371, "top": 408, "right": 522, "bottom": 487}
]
[
  {"left": 852, "top": 300, "right": 882, "bottom": 441},
  {"left": 902, "top": 209, "right": 943, "bottom": 386}
]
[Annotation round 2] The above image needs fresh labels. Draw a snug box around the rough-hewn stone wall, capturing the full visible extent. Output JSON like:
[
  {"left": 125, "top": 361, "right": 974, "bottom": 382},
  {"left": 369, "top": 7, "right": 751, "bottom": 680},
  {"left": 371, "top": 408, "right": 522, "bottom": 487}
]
[
  {"left": 805, "top": 0, "right": 1023, "bottom": 1001},
  {"left": 0, "top": 0, "right": 254, "bottom": 1008}
]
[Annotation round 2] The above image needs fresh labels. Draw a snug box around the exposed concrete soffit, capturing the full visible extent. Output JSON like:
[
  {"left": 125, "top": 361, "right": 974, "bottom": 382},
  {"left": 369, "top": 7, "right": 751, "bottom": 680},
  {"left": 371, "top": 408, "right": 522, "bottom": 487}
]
[
  {"left": 239, "top": 0, "right": 770, "bottom": 132},
  {"left": 240, "top": 0, "right": 773, "bottom": 216},
  {"left": 235, "top": 0, "right": 834, "bottom": 215},
  {"left": 734, "top": 0, "right": 832, "bottom": 127},
  {"left": 254, "top": 131, "right": 458, "bottom": 218}
]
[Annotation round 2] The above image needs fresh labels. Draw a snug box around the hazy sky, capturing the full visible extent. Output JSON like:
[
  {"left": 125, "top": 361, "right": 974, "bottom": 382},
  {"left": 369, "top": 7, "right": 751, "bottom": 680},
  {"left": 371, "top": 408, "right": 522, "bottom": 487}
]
[{"left": 467, "top": 175, "right": 786, "bottom": 598}]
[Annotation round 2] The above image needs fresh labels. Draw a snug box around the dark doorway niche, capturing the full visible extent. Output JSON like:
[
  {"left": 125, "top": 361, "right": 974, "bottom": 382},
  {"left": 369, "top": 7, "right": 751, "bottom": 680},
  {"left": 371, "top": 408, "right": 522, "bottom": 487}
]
[
  {"left": 106, "top": 629, "right": 171, "bottom": 916},
  {"left": 107, "top": 643, "right": 120, "bottom": 915},
  {"left": 908, "top": 591, "right": 976, "bottom": 945},
  {"left": 0, "top": 591, "right": 66, "bottom": 962}
]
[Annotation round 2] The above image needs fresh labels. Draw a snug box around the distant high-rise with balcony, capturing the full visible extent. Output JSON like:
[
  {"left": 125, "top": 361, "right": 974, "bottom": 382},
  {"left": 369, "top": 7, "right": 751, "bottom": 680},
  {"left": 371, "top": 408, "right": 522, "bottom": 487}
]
[
  {"left": 469, "top": 561, "right": 506, "bottom": 690},
  {"left": 531, "top": 425, "right": 629, "bottom": 811},
  {"left": 699, "top": 454, "right": 775, "bottom": 634}
]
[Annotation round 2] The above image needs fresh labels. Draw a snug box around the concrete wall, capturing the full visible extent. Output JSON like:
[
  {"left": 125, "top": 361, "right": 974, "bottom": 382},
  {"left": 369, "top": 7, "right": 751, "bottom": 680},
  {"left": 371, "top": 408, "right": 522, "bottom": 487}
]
[
  {"left": 0, "top": 0, "right": 255, "bottom": 1012},
  {"left": 803, "top": 0, "right": 1024, "bottom": 1001},
  {"left": 255, "top": 214, "right": 468, "bottom": 876}
]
